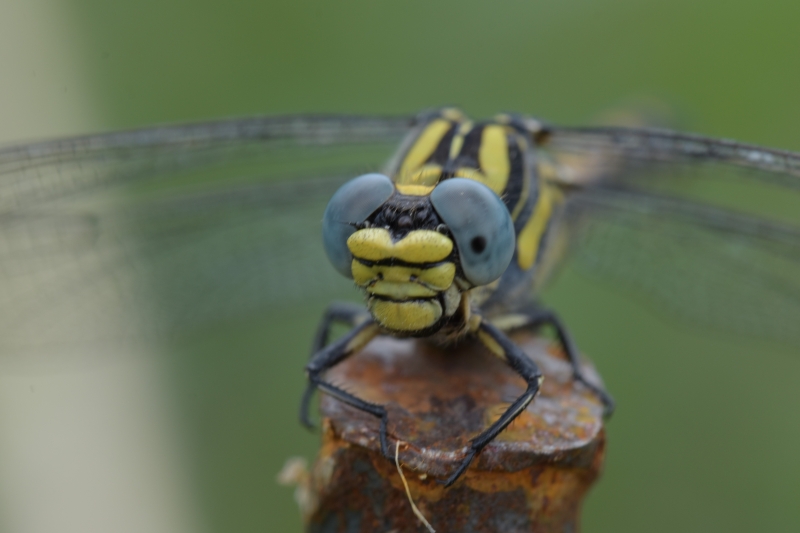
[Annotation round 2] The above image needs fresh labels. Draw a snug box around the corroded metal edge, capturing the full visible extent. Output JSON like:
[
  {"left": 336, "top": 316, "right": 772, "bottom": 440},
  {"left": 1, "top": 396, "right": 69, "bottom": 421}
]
[{"left": 304, "top": 332, "right": 607, "bottom": 532}]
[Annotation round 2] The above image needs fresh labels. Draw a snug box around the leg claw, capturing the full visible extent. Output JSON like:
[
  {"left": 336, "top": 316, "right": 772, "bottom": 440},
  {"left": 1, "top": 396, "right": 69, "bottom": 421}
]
[{"left": 439, "top": 448, "right": 478, "bottom": 487}]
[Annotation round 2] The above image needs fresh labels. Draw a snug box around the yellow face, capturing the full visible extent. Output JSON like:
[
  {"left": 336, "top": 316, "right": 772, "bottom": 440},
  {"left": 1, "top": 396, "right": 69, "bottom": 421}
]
[{"left": 346, "top": 228, "right": 458, "bottom": 333}]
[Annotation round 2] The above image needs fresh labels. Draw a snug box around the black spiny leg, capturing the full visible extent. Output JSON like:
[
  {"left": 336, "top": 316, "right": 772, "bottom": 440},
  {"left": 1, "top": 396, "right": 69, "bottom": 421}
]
[
  {"left": 310, "top": 301, "right": 370, "bottom": 354},
  {"left": 299, "top": 320, "right": 392, "bottom": 459},
  {"left": 300, "top": 302, "right": 369, "bottom": 429},
  {"left": 501, "top": 305, "right": 615, "bottom": 417},
  {"left": 442, "top": 319, "right": 543, "bottom": 487}
]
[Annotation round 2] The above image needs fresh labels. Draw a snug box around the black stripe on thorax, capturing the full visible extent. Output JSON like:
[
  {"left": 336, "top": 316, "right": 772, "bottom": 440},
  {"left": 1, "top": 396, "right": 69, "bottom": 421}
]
[
  {"left": 425, "top": 123, "right": 458, "bottom": 166},
  {"left": 501, "top": 130, "right": 527, "bottom": 218}
]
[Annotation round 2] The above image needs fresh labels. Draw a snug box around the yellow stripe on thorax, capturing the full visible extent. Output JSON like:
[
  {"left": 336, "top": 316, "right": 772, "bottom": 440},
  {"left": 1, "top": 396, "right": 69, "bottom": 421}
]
[
  {"left": 516, "top": 183, "right": 561, "bottom": 271},
  {"left": 396, "top": 118, "right": 452, "bottom": 188},
  {"left": 447, "top": 120, "right": 472, "bottom": 160},
  {"left": 454, "top": 125, "right": 511, "bottom": 197}
]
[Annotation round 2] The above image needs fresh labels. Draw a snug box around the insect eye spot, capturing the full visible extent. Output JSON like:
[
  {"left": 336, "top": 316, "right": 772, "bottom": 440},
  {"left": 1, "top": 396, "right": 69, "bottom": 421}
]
[{"left": 470, "top": 236, "right": 487, "bottom": 254}]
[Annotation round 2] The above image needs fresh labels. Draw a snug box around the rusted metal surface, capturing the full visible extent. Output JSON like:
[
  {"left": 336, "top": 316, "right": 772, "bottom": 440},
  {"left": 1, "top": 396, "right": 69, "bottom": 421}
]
[{"left": 304, "top": 331, "right": 606, "bottom": 533}]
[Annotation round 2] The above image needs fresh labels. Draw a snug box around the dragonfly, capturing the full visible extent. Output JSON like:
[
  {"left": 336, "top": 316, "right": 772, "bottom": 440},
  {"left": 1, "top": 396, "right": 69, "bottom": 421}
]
[{"left": 2, "top": 107, "right": 799, "bottom": 486}]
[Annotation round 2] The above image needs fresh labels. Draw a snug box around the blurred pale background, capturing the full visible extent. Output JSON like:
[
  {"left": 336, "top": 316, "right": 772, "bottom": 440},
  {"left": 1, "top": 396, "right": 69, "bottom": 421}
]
[{"left": 1, "top": 1, "right": 799, "bottom": 532}]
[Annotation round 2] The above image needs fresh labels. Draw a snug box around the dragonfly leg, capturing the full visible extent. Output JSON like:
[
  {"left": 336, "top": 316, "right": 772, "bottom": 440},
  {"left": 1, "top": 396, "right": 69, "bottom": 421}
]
[
  {"left": 495, "top": 305, "right": 615, "bottom": 417},
  {"left": 299, "top": 321, "right": 390, "bottom": 458},
  {"left": 310, "top": 301, "right": 370, "bottom": 353},
  {"left": 442, "top": 319, "right": 543, "bottom": 487},
  {"left": 300, "top": 302, "right": 370, "bottom": 428}
]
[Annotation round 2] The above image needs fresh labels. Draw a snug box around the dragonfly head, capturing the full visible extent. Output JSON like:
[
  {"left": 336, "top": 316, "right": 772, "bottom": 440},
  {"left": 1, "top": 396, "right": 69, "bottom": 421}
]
[{"left": 323, "top": 174, "right": 515, "bottom": 335}]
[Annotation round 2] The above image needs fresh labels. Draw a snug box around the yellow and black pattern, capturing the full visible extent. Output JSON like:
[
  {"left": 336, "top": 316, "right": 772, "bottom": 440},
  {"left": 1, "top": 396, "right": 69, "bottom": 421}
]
[
  {"left": 304, "top": 108, "right": 613, "bottom": 488},
  {"left": 386, "top": 108, "right": 563, "bottom": 307}
]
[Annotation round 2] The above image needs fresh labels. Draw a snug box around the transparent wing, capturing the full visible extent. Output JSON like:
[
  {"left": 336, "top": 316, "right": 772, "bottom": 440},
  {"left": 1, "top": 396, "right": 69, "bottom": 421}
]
[
  {"left": 545, "top": 125, "right": 800, "bottom": 186},
  {"left": 543, "top": 125, "right": 800, "bottom": 343},
  {"left": 0, "top": 115, "right": 413, "bottom": 354}
]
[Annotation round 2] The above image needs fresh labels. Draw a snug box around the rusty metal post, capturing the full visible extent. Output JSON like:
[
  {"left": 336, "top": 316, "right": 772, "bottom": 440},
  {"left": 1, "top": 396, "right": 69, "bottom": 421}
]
[{"left": 298, "top": 331, "right": 606, "bottom": 532}]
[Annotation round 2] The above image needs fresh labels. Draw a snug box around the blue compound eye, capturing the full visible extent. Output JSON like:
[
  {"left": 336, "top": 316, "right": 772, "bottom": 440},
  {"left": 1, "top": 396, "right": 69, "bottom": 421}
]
[
  {"left": 430, "top": 178, "right": 515, "bottom": 286},
  {"left": 322, "top": 173, "right": 394, "bottom": 277}
]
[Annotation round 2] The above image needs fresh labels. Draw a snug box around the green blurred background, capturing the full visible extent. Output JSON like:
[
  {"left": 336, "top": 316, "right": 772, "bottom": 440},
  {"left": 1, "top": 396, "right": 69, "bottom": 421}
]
[{"left": 1, "top": 1, "right": 799, "bottom": 532}]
